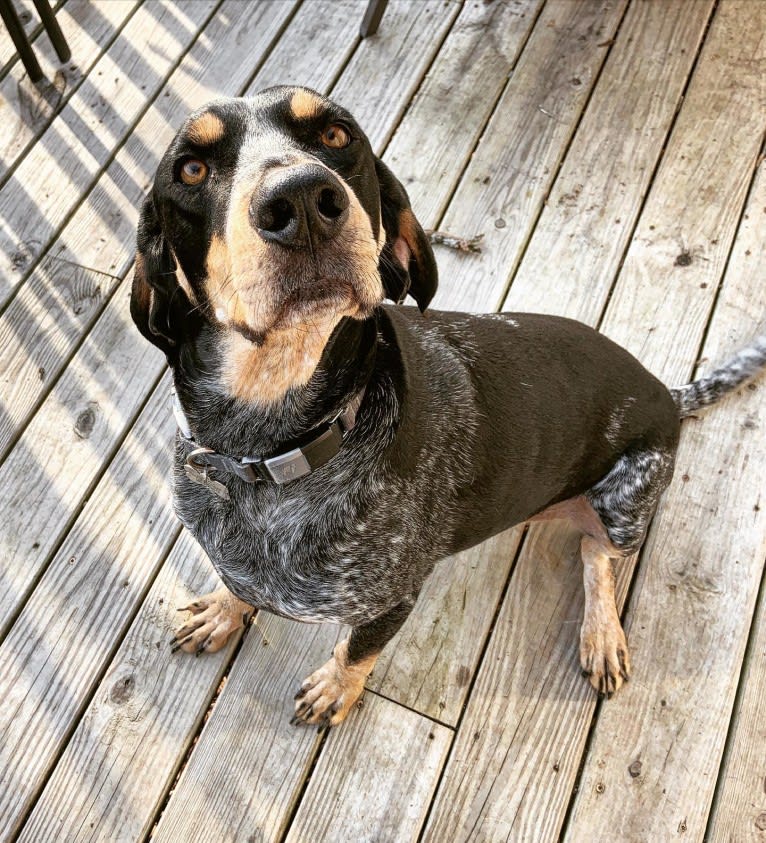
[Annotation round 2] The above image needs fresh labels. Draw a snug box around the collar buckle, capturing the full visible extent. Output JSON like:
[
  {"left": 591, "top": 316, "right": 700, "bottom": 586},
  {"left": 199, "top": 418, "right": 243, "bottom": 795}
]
[{"left": 175, "top": 385, "right": 365, "bottom": 486}]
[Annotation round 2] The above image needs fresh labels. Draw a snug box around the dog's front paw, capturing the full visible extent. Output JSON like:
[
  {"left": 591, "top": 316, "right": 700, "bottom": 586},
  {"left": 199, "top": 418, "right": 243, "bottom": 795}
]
[
  {"left": 171, "top": 587, "right": 254, "bottom": 655},
  {"left": 291, "top": 640, "right": 375, "bottom": 731},
  {"left": 579, "top": 615, "right": 631, "bottom": 698}
]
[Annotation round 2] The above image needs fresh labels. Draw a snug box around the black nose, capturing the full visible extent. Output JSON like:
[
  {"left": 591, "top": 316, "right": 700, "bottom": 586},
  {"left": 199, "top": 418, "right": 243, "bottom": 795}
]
[{"left": 250, "top": 165, "right": 350, "bottom": 248}]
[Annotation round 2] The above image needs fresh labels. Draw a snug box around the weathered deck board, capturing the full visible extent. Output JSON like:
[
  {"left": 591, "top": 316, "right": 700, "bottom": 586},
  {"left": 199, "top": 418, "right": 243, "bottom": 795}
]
[
  {"left": 422, "top": 0, "right": 763, "bottom": 838},
  {"left": 245, "top": 0, "right": 362, "bottom": 92},
  {"left": 285, "top": 693, "right": 452, "bottom": 843},
  {"left": 0, "top": 0, "right": 300, "bottom": 638},
  {"left": 152, "top": 615, "right": 343, "bottom": 843},
  {"left": 368, "top": 529, "right": 522, "bottom": 725},
  {"left": 0, "top": 0, "right": 138, "bottom": 186},
  {"left": 430, "top": 0, "right": 628, "bottom": 312},
  {"left": 422, "top": 524, "right": 595, "bottom": 843},
  {"left": 592, "top": 0, "right": 764, "bottom": 379},
  {"left": 330, "top": 0, "right": 462, "bottom": 152},
  {"left": 502, "top": 0, "right": 715, "bottom": 323},
  {"left": 634, "top": 157, "right": 766, "bottom": 843},
  {"left": 17, "top": 532, "right": 239, "bottom": 843},
  {"left": 0, "top": 0, "right": 218, "bottom": 306},
  {"left": 0, "top": 374, "right": 178, "bottom": 841},
  {"left": 0, "top": 284, "right": 165, "bottom": 640},
  {"left": 382, "top": 0, "right": 543, "bottom": 226}
]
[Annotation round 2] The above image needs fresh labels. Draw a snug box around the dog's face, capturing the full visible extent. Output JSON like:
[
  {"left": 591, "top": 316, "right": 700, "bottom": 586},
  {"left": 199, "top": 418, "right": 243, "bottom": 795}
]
[{"left": 131, "top": 87, "right": 437, "bottom": 396}]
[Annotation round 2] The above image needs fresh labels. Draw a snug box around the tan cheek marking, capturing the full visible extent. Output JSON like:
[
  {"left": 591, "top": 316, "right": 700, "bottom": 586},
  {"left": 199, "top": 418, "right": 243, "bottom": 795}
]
[
  {"left": 290, "top": 89, "right": 324, "bottom": 120},
  {"left": 132, "top": 253, "right": 153, "bottom": 318},
  {"left": 133, "top": 253, "right": 148, "bottom": 288},
  {"left": 398, "top": 208, "right": 422, "bottom": 263},
  {"left": 186, "top": 111, "right": 225, "bottom": 146},
  {"left": 206, "top": 233, "right": 233, "bottom": 318},
  {"left": 341, "top": 182, "right": 384, "bottom": 304}
]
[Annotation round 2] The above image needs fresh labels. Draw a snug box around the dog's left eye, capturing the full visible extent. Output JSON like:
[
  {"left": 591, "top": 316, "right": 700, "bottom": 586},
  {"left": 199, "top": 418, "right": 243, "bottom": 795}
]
[
  {"left": 320, "top": 124, "right": 351, "bottom": 149},
  {"left": 178, "top": 158, "right": 209, "bottom": 185}
]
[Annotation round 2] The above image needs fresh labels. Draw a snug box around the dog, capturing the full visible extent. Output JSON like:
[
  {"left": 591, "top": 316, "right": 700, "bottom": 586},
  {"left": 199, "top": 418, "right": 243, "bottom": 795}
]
[{"left": 130, "top": 86, "right": 766, "bottom": 730}]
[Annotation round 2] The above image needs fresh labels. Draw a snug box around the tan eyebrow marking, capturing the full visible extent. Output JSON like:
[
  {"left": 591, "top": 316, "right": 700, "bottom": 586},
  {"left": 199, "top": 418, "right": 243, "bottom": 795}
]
[
  {"left": 186, "top": 111, "right": 225, "bottom": 146},
  {"left": 290, "top": 89, "right": 324, "bottom": 120}
]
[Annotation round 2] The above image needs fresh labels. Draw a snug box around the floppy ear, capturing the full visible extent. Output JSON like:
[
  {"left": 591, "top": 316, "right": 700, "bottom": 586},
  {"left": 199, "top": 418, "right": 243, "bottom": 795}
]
[
  {"left": 375, "top": 158, "right": 438, "bottom": 312},
  {"left": 130, "top": 194, "right": 190, "bottom": 357}
]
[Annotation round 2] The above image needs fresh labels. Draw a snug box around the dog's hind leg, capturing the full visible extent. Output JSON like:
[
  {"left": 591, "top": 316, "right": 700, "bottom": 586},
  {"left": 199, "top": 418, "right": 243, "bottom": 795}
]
[
  {"left": 579, "top": 535, "right": 631, "bottom": 697},
  {"left": 578, "top": 446, "right": 676, "bottom": 697}
]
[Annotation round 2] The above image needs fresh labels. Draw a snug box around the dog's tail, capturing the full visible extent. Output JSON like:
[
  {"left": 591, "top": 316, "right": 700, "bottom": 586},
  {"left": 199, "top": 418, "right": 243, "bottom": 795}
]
[{"left": 671, "top": 334, "right": 766, "bottom": 418}]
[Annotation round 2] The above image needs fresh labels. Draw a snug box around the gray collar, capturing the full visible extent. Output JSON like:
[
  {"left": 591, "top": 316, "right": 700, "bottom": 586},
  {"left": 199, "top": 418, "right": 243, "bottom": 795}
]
[{"left": 172, "top": 386, "right": 366, "bottom": 485}]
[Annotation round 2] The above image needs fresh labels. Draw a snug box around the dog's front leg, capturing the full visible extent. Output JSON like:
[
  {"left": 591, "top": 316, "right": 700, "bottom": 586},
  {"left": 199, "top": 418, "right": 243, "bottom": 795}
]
[
  {"left": 579, "top": 536, "right": 631, "bottom": 697},
  {"left": 171, "top": 587, "right": 255, "bottom": 655},
  {"left": 292, "top": 596, "right": 416, "bottom": 730}
]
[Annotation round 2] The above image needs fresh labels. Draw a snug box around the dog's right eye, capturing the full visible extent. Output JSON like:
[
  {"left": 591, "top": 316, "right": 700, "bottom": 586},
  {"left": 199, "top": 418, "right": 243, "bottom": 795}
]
[{"left": 178, "top": 158, "right": 209, "bottom": 185}]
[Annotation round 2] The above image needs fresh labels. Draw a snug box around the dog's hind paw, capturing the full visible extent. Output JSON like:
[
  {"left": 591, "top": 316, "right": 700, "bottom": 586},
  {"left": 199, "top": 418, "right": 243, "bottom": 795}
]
[
  {"left": 171, "top": 587, "right": 254, "bottom": 656},
  {"left": 579, "top": 617, "right": 631, "bottom": 699},
  {"left": 291, "top": 639, "right": 375, "bottom": 729}
]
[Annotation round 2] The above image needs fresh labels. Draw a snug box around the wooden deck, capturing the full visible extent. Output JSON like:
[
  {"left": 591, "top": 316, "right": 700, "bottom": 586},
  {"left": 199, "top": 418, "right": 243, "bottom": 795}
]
[{"left": 0, "top": 0, "right": 764, "bottom": 839}]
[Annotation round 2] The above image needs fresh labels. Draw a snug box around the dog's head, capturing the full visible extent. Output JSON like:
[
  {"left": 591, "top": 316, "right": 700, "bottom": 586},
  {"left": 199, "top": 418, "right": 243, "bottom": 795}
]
[{"left": 131, "top": 87, "right": 437, "bottom": 371}]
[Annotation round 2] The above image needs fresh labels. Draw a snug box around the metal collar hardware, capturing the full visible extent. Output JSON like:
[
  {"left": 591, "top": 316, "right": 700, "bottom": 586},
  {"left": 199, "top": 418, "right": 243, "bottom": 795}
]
[{"left": 172, "top": 387, "right": 365, "bottom": 487}]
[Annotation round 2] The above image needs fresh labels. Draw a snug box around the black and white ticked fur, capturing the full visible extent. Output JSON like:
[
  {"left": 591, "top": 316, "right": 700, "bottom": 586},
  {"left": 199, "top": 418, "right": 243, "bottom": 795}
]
[{"left": 130, "top": 86, "right": 766, "bottom": 728}]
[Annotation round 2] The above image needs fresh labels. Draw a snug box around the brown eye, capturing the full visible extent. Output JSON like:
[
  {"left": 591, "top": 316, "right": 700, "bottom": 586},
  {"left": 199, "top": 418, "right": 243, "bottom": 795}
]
[
  {"left": 320, "top": 124, "right": 351, "bottom": 149},
  {"left": 180, "top": 158, "right": 208, "bottom": 185}
]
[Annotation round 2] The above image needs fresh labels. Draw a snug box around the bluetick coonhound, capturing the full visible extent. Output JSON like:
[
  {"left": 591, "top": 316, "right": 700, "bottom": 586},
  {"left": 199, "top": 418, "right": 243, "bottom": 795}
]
[{"left": 131, "top": 87, "right": 766, "bottom": 729}]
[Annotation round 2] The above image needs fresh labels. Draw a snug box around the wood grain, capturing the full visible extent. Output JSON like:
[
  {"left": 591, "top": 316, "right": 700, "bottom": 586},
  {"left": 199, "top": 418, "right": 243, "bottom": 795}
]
[
  {"left": 152, "top": 615, "right": 344, "bottom": 843},
  {"left": 383, "top": 0, "right": 543, "bottom": 226},
  {"left": 17, "top": 531, "right": 239, "bottom": 843},
  {"left": 503, "top": 0, "right": 715, "bottom": 323},
  {"left": 429, "top": 0, "right": 628, "bottom": 313},
  {"left": 0, "top": 374, "right": 178, "bottom": 841},
  {"left": 0, "top": 283, "right": 165, "bottom": 639},
  {"left": 422, "top": 524, "right": 599, "bottom": 843},
  {"left": 331, "top": 0, "right": 462, "bottom": 153},
  {"left": 0, "top": 0, "right": 138, "bottom": 186},
  {"left": 367, "top": 528, "right": 523, "bottom": 725},
  {"left": 245, "top": 0, "right": 362, "bottom": 94},
  {"left": 594, "top": 0, "right": 764, "bottom": 380},
  {"left": 285, "top": 692, "right": 453, "bottom": 843}
]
